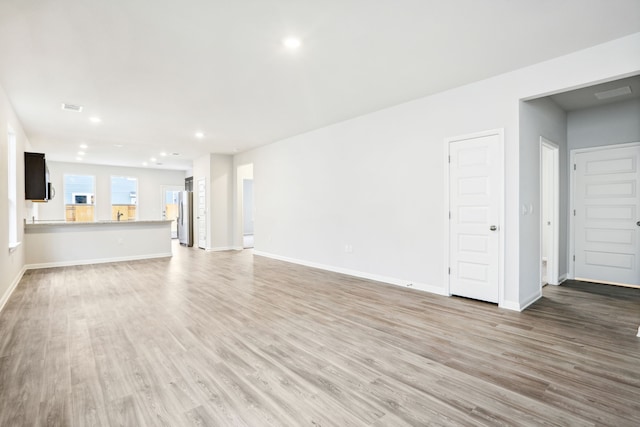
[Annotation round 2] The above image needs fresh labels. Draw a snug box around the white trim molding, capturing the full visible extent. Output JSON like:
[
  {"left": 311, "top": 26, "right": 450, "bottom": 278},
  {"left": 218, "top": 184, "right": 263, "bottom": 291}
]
[
  {"left": 206, "top": 246, "right": 239, "bottom": 252},
  {"left": 500, "top": 291, "right": 541, "bottom": 312},
  {"left": 539, "top": 137, "right": 560, "bottom": 289},
  {"left": 253, "top": 251, "right": 449, "bottom": 297},
  {"left": 0, "top": 266, "right": 26, "bottom": 314}
]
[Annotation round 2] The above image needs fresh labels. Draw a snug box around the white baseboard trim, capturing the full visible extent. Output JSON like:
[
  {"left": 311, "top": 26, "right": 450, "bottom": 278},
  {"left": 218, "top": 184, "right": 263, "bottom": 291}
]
[
  {"left": 558, "top": 274, "right": 567, "bottom": 284},
  {"left": 520, "top": 292, "right": 542, "bottom": 310},
  {"left": 500, "top": 292, "right": 542, "bottom": 312},
  {"left": 0, "top": 266, "right": 27, "bottom": 313},
  {"left": 25, "top": 252, "right": 172, "bottom": 270},
  {"left": 499, "top": 300, "right": 521, "bottom": 311},
  {"left": 253, "top": 250, "right": 448, "bottom": 296},
  {"left": 205, "top": 246, "right": 238, "bottom": 252}
]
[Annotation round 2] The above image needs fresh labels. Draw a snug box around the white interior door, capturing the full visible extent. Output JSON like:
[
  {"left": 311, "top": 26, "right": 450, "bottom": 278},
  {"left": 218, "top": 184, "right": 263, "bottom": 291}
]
[
  {"left": 540, "top": 139, "right": 559, "bottom": 286},
  {"left": 574, "top": 144, "right": 640, "bottom": 286},
  {"left": 197, "top": 178, "right": 207, "bottom": 249},
  {"left": 448, "top": 132, "right": 502, "bottom": 303}
]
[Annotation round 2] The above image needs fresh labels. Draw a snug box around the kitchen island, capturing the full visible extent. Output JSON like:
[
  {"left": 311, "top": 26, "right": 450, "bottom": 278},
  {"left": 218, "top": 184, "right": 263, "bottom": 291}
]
[{"left": 24, "top": 220, "right": 173, "bottom": 268}]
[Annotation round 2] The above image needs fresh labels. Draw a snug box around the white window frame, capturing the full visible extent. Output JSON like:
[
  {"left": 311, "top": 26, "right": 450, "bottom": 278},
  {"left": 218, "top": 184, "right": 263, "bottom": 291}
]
[
  {"left": 7, "top": 126, "right": 19, "bottom": 250},
  {"left": 110, "top": 176, "right": 138, "bottom": 220},
  {"left": 63, "top": 174, "right": 96, "bottom": 222}
]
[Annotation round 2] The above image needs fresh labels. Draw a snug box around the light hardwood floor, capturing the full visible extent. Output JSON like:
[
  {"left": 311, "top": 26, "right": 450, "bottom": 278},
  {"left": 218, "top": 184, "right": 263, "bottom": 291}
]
[{"left": 1, "top": 243, "right": 639, "bottom": 426}]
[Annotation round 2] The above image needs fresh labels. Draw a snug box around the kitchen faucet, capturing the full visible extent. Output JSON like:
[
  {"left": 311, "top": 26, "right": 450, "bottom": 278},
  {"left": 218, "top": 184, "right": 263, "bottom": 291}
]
[{"left": 117, "top": 210, "right": 123, "bottom": 221}]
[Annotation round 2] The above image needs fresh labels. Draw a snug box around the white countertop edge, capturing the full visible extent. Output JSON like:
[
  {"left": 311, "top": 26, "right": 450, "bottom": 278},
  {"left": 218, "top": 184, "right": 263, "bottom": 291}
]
[{"left": 25, "top": 220, "right": 173, "bottom": 229}]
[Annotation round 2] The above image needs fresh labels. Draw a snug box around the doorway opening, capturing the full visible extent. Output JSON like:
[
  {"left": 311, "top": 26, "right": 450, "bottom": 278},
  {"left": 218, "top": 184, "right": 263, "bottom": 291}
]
[
  {"left": 161, "top": 185, "right": 183, "bottom": 239},
  {"left": 237, "top": 163, "right": 254, "bottom": 250},
  {"left": 540, "top": 138, "right": 559, "bottom": 287},
  {"left": 243, "top": 179, "right": 254, "bottom": 248}
]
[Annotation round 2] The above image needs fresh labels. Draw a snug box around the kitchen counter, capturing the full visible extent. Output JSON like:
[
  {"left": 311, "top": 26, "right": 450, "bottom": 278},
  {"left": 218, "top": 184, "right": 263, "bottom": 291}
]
[
  {"left": 24, "top": 220, "right": 173, "bottom": 268},
  {"left": 25, "top": 219, "right": 170, "bottom": 229}
]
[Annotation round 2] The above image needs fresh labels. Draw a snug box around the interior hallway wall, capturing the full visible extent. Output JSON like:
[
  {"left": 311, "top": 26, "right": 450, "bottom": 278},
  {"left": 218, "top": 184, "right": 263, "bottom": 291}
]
[
  {"left": 233, "top": 163, "right": 254, "bottom": 249},
  {"left": 568, "top": 98, "right": 640, "bottom": 150},
  {"left": 193, "top": 153, "right": 234, "bottom": 250},
  {"left": 243, "top": 179, "right": 254, "bottom": 235},
  {"left": 519, "top": 98, "right": 568, "bottom": 306},
  {"left": 0, "top": 83, "right": 34, "bottom": 311}
]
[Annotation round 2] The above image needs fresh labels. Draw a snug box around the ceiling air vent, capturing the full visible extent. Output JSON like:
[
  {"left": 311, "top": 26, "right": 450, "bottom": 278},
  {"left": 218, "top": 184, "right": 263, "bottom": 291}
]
[
  {"left": 61, "top": 103, "right": 83, "bottom": 113},
  {"left": 594, "top": 86, "right": 632, "bottom": 100}
]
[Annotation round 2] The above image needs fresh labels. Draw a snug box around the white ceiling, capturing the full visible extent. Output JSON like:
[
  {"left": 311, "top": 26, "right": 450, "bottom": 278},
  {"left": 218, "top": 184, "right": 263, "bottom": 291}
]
[{"left": 1, "top": 0, "right": 639, "bottom": 171}]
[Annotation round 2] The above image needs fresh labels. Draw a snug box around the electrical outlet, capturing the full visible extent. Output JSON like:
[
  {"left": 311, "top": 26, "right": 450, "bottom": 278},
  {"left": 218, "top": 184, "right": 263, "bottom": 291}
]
[{"left": 344, "top": 244, "right": 353, "bottom": 253}]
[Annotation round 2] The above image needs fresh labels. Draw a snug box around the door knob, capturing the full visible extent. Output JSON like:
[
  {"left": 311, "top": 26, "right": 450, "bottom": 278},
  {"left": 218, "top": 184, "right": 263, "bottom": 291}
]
[{"left": 490, "top": 225, "right": 497, "bottom": 231}]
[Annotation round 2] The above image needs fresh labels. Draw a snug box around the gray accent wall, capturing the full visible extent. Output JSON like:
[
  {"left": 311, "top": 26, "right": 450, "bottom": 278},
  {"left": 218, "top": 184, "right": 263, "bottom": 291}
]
[
  {"left": 519, "top": 98, "right": 568, "bottom": 303},
  {"left": 568, "top": 98, "right": 640, "bottom": 150}
]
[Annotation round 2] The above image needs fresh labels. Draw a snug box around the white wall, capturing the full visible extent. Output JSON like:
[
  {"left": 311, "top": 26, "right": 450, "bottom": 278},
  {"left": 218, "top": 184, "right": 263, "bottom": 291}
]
[
  {"left": 37, "top": 162, "right": 185, "bottom": 221},
  {"left": 568, "top": 98, "right": 640, "bottom": 150},
  {"left": 519, "top": 98, "right": 568, "bottom": 306},
  {"left": 0, "top": 83, "right": 35, "bottom": 310},
  {"left": 233, "top": 32, "right": 640, "bottom": 310},
  {"left": 210, "top": 154, "right": 233, "bottom": 250},
  {"left": 193, "top": 153, "right": 233, "bottom": 250}
]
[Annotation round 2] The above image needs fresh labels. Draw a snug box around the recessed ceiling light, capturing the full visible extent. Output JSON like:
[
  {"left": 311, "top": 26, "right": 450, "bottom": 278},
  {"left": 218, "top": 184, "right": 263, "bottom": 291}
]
[
  {"left": 89, "top": 117, "right": 101, "bottom": 123},
  {"left": 75, "top": 157, "right": 82, "bottom": 161},
  {"left": 195, "top": 132, "right": 204, "bottom": 139},
  {"left": 114, "top": 144, "right": 123, "bottom": 148},
  {"left": 142, "top": 162, "right": 148, "bottom": 166},
  {"left": 77, "top": 151, "right": 85, "bottom": 156},
  {"left": 282, "top": 37, "right": 302, "bottom": 50},
  {"left": 79, "top": 143, "right": 88, "bottom": 149},
  {"left": 160, "top": 152, "right": 167, "bottom": 157},
  {"left": 150, "top": 157, "right": 157, "bottom": 162}
]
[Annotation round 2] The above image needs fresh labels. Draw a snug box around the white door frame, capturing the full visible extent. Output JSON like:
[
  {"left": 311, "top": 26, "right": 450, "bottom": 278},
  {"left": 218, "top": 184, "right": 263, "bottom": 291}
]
[
  {"left": 197, "top": 177, "right": 207, "bottom": 249},
  {"left": 569, "top": 141, "right": 640, "bottom": 280},
  {"left": 443, "top": 128, "right": 505, "bottom": 307},
  {"left": 539, "top": 138, "right": 559, "bottom": 286},
  {"left": 160, "top": 185, "right": 184, "bottom": 238}
]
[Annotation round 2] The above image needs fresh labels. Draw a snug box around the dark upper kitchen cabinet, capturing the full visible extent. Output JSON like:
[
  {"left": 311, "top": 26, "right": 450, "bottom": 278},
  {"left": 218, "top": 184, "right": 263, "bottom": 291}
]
[{"left": 24, "top": 152, "right": 50, "bottom": 201}]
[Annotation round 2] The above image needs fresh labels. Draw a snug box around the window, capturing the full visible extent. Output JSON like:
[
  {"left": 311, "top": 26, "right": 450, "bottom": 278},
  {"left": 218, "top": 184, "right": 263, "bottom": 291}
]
[
  {"left": 64, "top": 175, "right": 95, "bottom": 222},
  {"left": 111, "top": 176, "right": 137, "bottom": 220},
  {"left": 7, "top": 127, "right": 18, "bottom": 249}
]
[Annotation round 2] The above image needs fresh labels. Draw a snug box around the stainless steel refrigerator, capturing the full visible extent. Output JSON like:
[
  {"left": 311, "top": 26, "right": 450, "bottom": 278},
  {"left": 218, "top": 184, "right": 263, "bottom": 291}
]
[{"left": 177, "top": 191, "right": 193, "bottom": 246}]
